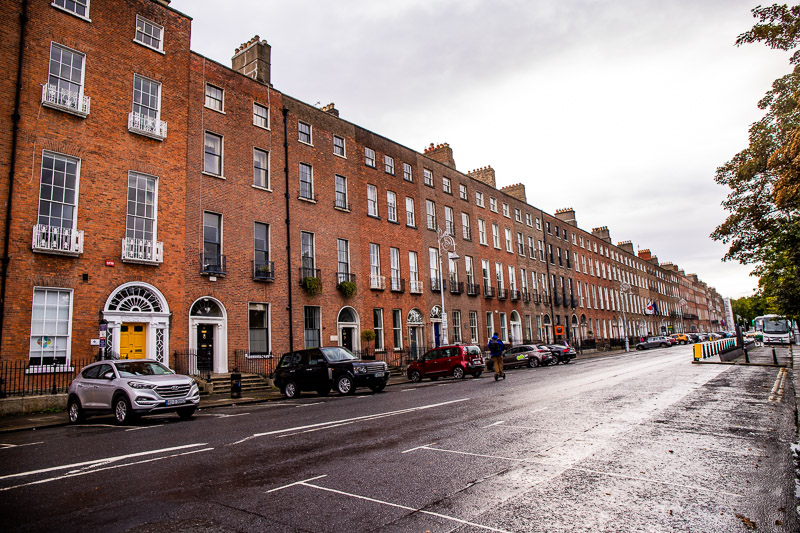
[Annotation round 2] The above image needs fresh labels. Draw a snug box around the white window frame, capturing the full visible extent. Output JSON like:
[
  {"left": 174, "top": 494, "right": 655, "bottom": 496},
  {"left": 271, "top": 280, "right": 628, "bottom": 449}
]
[
  {"left": 442, "top": 177, "right": 452, "bottom": 194},
  {"left": 365, "top": 147, "right": 376, "bottom": 168},
  {"left": 423, "top": 168, "right": 434, "bottom": 187},
  {"left": 403, "top": 162, "right": 413, "bottom": 182},
  {"left": 134, "top": 14, "right": 164, "bottom": 52},
  {"left": 253, "top": 103, "right": 269, "bottom": 129},
  {"left": 29, "top": 287, "right": 74, "bottom": 367},
  {"left": 405, "top": 197, "right": 416, "bottom": 227},
  {"left": 299, "top": 162, "right": 314, "bottom": 200},
  {"left": 52, "top": 0, "right": 89, "bottom": 20},
  {"left": 489, "top": 197, "right": 497, "bottom": 212},
  {"left": 204, "top": 131, "right": 223, "bottom": 176},
  {"left": 333, "top": 135, "right": 346, "bottom": 157},
  {"left": 492, "top": 223, "right": 500, "bottom": 249},
  {"left": 504, "top": 228, "right": 513, "bottom": 253},
  {"left": 387, "top": 191, "right": 397, "bottom": 223},
  {"left": 459, "top": 184, "right": 468, "bottom": 200},
  {"left": 125, "top": 171, "right": 158, "bottom": 252},
  {"left": 502, "top": 203, "right": 510, "bottom": 218},
  {"left": 248, "top": 302, "right": 271, "bottom": 355},
  {"left": 478, "top": 219, "right": 487, "bottom": 246},
  {"left": 367, "top": 184, "right": 379, "bottom": 217},
  {"left": 204, "top": 83, "right": 224, "bottom": 112},
  {"left": 426, "top": 200, "right": 436, "bottom": 230},
  {"left": 384, "top": 155, "right": 395, "bottom": 175},
  {"left": 253, "top": 148, "right": 269, "bottom": 189},
  {"left": 475, "top": 191, "right": 484, "bottom": 207},
  {"left": 373, "top": 309, "right": 384, "bottom": 351},
  {"left": 298, "top": 121, "right": 312, "bottom": 145},
  {"left": 469, "top": 310, "right": 478, "bottom": 343}
]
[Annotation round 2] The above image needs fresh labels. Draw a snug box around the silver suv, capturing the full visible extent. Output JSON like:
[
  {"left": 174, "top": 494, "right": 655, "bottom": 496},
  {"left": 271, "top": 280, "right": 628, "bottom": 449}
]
[
  {"left": 635, "top": 336, "right": 672, "bottom": 350},
  {"left": 67, "top": 359, "right": 200, "bottom": 424}
]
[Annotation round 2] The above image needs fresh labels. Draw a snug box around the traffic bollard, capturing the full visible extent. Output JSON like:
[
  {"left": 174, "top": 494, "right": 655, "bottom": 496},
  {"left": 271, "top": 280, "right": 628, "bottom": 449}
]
[{"left": 772, "top": 347, "right": 778, "bottom": 365}]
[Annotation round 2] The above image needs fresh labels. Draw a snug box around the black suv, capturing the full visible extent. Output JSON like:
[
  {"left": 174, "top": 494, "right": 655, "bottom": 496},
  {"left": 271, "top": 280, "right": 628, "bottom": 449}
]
[{"left": 273, "top": 346, "right": 390, "bottom": 398}]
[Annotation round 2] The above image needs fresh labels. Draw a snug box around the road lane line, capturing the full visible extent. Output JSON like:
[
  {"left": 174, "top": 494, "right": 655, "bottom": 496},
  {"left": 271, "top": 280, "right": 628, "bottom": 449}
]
[
  {"left": 295, "top": 403, "right": 325, "bottom": 408},
  {"left": 482, "top": 421, "right": 505, "bottom": 429},
  {"left": 266, "top": 474, "right": 328, "bottom": 493},
  {"left": 401, "top": 443, "right": 436, "bottom": 454},
  {"left": 0, "top": 442, "right": 43, "bottom": 449},
  {"left": 125, "top": 424, "right": 165, "bottom": 431},
  {"left": 0, "top": 442, "right": 209, "bottom": 481},
  {"left": 1, "top": 448, "right": 213, "bottom": 492},
  {"left": 301, "top": 480, "right": 514, "bottom": 533}
]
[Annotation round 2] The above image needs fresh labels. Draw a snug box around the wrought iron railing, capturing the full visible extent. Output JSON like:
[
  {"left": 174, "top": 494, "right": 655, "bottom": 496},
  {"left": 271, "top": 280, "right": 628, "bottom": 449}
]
[
  {"left": 32, "top": 224, "right": 84, "bottom": 255},
  {"left": 390, "top": 277, "right": 405, "bottom": 292},
  {"left": 253, "top": 260, "right": 275, "bottom": 281},
  {"left": 201, "top": 253, "right": 227, "bottom": 275},
  {"left": 510, "top": 289, "right": 520, "bottom": 301},
  {"left": 370, "top": 275, "right": 386, "bottom": 290},
  {"left": 0, "top": 358, "right": 94, "bottom": 398},
  {"left": 430, "top": 277, "right": 446, "bottom": 292},
  {"left": 449, "top": 281, "right": 463, "bottom": 294},
  {"left": 299, "top": 266, "right": 320, "bottom": 280},
  {"left": 232, "top": 349, "right": 277, "bottom": 377},
  {"left": 122, "top": 237, "right": 163, "bottom": 264},
  {"left": 409, "top": 279, "right": 424, "bottom": 294},
  {"left": 128, "top": 111, "right": 167, "bottom": 140},
  {"left": 522, "top": 290, "right": 531, "bottom": 303},
  {"left": 484, "top": 285, "right": 495, "bottom": 298},
  {"left": 466, "top": 283, "right": 480, "bottom": 296},
  {"left": 497, "top": 288, "right": 508, "bottom": 300},
  {"left": 41, "top": 83, "right": 90, "bottom": 117}
]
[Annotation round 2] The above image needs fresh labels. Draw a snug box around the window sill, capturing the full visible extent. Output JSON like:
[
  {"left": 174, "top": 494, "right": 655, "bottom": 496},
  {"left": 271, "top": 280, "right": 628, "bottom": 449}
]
[
  {"left": 298, "top": 196, "right": 317, "bottom": 204},
  {"left": 406, "top": 224, "right": 417, "bottom": 229},
  {"left": 367, "top": 214, "right": 381, "bottom": 220},
  {"left": 252, "top": 184, "right": 272, "bottom": 192},
  {"left": 334, "top": 205, "right": 351, "bottom": 213},
  {"left": 51, "top": 3, "right": 91, "bottom": 21},
  {"left": 298, "top": 140, "right": 314, "bottom": 147},
  {"left": 204, "top": 105, "right": 225, "bottom": 115},
  {"left": 388, "top": 219, "right": 400, "bottom": 225},
  {"left": 365, "top": 163, "right": 377, "bottom": 169},
  {"left": 385, "top": 171, "right": 395, "bottom": 176},
  {"left": 132, "top": 39, "right": 165, "bottom": 54},
  {"left": 334, "top": 153, "right": 347, "bottom": 159},
  {"left": 253, "top": 123, "right": 271, "bottom": 131},
  {"left": 202, "top": 171, "right": 226, "bottom": 180}
]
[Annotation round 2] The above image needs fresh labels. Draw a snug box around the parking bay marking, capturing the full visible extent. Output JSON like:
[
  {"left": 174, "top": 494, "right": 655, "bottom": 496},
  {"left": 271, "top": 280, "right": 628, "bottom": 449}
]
[
  {"left": 267, "top": 474, "right": 513, "bottom": 533},
  {"left": 406, "top": 444, "right": 742, "bottom": 498},
  {"left": 0, "top": 442, "right": 43, "bottom": 449}
]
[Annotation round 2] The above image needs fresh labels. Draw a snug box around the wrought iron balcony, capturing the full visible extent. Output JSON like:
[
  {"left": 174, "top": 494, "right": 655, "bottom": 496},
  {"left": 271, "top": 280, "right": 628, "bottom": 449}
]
[
  {"left": 466, "top": 283, "right": 480, "bottom": 296},
  {"left": 299, "top": 266, "right": 320, "bottom": 281},
  {"left": 370, "top": 275, "right": 386, "bottom": 290},
  {"left": 201, "top": 253, "right": 226, "bottom": 275},
  {"left": 497, "top": 288, "right": 508, "bottom": 300},
  {"left": 32, "top": 224, "right": 83, "bottom": 256},
  {"left": 41, "top": 84, "right": 90, "bottom": 117},
  {"left": 128, "top": 111, "right": 167, "bottom": 141},
  {"left": 484, "top": 285, "right": 495, "bottom": 298},
  {"left": 253, "top": 260, "right": 275, "bottom": 281},
  {"left": 337, "top": 272, "right": 356, "bottom": 283},
  {"left": 390, "top": 277, "right": 405, "bottom": 292},
  {"left": 543, "top": 294, "right": 552, "bottom": 305},
  {"left": 409, "top": 279, "right": 424, "bottom": 294},
  {"left": 449, "top": 281, "right": 464, "bottom": 295},
  {"left": 430, "top": 277, "right": 446, "bottom": 292},
  {"left": 522, "top": 290, "right": 531, "bottom": 303},
  {"left": 121, "top": 237, "right": 163, "bottom": 264},
  {"left": 509, "top": 289, "right": 520, "bottom": 301},
  {"left": 532, "top": 291, "right": 541, "bottom": 304}
]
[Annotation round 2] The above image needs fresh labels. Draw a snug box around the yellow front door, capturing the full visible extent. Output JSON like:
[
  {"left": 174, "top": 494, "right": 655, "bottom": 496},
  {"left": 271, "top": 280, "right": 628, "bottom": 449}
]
[{"left": 120, "top": 323, "right": 146, "bottom": 359}]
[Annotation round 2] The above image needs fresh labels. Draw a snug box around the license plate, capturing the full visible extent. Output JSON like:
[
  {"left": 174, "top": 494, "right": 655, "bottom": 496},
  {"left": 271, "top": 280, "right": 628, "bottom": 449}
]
[
  {"left": 166, "top": 399, "right": 186, "bottom": 406},
  {"left": 374, "top": 372, "right": 384, "bottom": 378},
  {"left": 473, "top": 359, "right": 482, "bottom": 365}
]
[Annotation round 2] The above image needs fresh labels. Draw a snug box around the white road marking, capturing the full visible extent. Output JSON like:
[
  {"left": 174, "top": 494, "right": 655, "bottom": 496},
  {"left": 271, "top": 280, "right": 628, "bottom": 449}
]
[
  {"left": 400, "top": 389, "right": 416, "bottom": 392},
  {"left": 482, "top": 421, "right": 505, "bottom": 429},
  {"left": 295, "top": 403, "right": 324, "bottom": 408},
  {"left": 0, "top": 448, "right": 213, "bottom": 492},
  {"left": 266, "top": 474, "right": 328, "bottom": 493},
  {"left": 406, "top": 444, "right": 743, "bottom": 498},
  {"left": 401, "top": 443, "right": 436, "bottom": 454},
  {"left": 0, "top": 443, "right": 209, "bottom": 481},
  {"left": 0, "top": 442, "right": 43, "bottom": 449},
  {"left": 125, "top": 424, "right": 165, "bottom": 431}
]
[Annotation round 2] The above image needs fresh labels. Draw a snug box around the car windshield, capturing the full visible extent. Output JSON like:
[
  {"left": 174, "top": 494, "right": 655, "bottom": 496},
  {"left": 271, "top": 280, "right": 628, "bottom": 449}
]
[
  {"left": 764, "top": 319, "right": 789, "bottom": 334},
  {"left": 321, "top": 347, "right": 357, "bottom": 362},
  {"left": 115, "top": 361, "right": 174, "bottom": 377}
]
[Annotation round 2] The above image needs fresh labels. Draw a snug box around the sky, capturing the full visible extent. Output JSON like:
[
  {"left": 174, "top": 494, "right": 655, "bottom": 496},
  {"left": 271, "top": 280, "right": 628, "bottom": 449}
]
[{"left": 170, "top": 0, "right": 791, "bottom": 299}]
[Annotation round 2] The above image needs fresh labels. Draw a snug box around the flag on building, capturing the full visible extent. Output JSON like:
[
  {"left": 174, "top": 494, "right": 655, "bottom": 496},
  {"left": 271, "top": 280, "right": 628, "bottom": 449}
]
[{"left": 645, "top": 301, "right": 658, "bottom": 315}]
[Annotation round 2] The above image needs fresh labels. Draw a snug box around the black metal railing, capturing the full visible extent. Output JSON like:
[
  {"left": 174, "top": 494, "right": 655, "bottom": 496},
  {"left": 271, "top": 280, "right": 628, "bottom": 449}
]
[
  {"left": 522, "top": 290, "right": 531, "bottom": 303},
  {"left": 232, "top": 349, "right": 277, "bottom": 377},
  {"left": 337, "top": 272, "right": 356, "bottom": 283},
  {"left": 430, "top": 277, "right": 446, "bottom": 292},
  {"left": 253, "top": 260, "right": 275, "bottom": 281},
  {"left": 450, "top": 281, "right": 463, "bottom": 294},
  {"left": 570, "top": 297, "right": 577, "bottom": 308},
  {"left": 484, "top": 285, "right": 495, "bottom": 298},
  {"left": 172, "top": 349, "right": 212, "bottom": 381},
  {"left": 510, "top": 289, "right": 520, "bottom": 301},
  {"left": 532, "top": 291, "right": 541, "bottom": 304},
  {"left": 0, "top": 358, "right": 95, "bottom": 397},
  {"left": 497, "top": 288, "right": 508, "bottom": 300},
  {"left": 390, "top": 277, "right": 405, "bottom": 292},
  {"left": 201, "top": 253, "right": 227, "bottom": 275},
  {"left": 543, "top": 294, "right": 552, "bottom": 305},
  {"left": 299, "top": 267, "right": 321, "bottom": 281},
  {"left": 466, "top": 283, "right": 480, "bottom": 296}
]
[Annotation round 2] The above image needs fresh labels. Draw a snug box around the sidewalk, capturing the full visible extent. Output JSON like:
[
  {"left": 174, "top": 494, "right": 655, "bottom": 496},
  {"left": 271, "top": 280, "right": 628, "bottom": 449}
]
[{"left": 0, "top": 347, "right": 633, "bottom": 434}]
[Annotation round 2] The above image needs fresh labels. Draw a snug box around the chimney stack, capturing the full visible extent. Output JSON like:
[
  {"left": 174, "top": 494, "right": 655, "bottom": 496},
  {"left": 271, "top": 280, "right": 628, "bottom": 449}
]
[
  {"left": 467, "top": 166, "right": 496, "bottom": 189},
  {"left": 617, "top": 240, "right": 634, "bottom": 255},
  {"left": 591, "top": 226, "right": 611, "bottom": 243},
  {"left": 232, "top": 36, "right": 271, "bottom": 85},
  {"left": 502, "top": 183, "right": 527, "bottom": 204},
  {"left": 424, "top": 142, "right": 456, "bottom": 169},
  {"left": 554, "top": 207, "right": 577, "bottom": 227},
  {"left": 320, "top": 103, "right": 339, "bottom": 117}
]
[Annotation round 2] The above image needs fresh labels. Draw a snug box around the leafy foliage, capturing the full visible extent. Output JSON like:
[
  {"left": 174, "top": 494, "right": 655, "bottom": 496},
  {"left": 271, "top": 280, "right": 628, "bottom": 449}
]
[
  {"left": 713, "top": 4, "right": 800, "bottom": 321},
  {"left": 301, "top": 276, "right": 322, "bottom": 296},
  {"left": 336, "top": 280, "right": 357, "bottom": 298}
]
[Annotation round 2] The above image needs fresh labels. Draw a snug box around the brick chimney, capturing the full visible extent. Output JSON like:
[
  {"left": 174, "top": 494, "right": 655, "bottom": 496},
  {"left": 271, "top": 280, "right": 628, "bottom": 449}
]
[
  {"left": 638, "top": 249, "right": 652, "bottom": 261},
  {"left": 591, "top": 226, "right": 611, "bottom": 243},
  {"left": 232, "top": 36, "right": 271, "bottom": 85},
  {"left": 320, "top": 103, "right": 339, "bottom": 117},
  {"left": 501, "top": 183, "right": 527, "bottom": 204},
  {"left": 467, "top": 166, "right": 496, "bottom": 189},
  {"left": 424, "top": 142, "right": 456, "bottom": 169},
  {"left": 554, "top": 207, "right": 577, "bottom": 227},
  {"left": 617, "top": 240, "right": 634, "bottom": 255}
]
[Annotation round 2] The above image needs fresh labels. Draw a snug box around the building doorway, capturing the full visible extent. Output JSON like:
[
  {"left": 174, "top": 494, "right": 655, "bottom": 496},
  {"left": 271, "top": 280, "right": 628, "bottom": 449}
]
[
  {"left": 430, "top": 305, "right": 442, "bottom": 347},
  {"left": 407, "top": 308, "right": 425, "bottom": 359},
  {"left": 510, "top": 311, "right": 522, "bottom": 346},
  {"left": 189, "top": 297, "right": 228, "bottom": 374},
  {"left": 120, "top": 324, "right": 146, "bottom": 359},
  {"left": 102, "top": 282, "right": 170, "bottom": 364},
  {"left": 337, "top": 307, "right": 360, "bottom": 352}
]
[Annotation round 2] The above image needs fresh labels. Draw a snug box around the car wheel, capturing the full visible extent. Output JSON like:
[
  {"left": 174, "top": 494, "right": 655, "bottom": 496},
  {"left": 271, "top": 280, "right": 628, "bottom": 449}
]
[
  {"left": 680, "top": 341, "right": 686, "bottom": 345},
  {"left": 336, "top": 375, "right": 355, "bottom": 395},
  {"left": 283, "top": 380, "right": 299, "bottom": 399},
  {"left": 550, "top": 357, "right": 559, "bottom": 365},
  {"left": 660, "top": 343, "right": 668, "bottom": 348},
  {"left": 68, "top": 396, "right": 84, "bottom": 424},
  {"left": 471, "top": 371, "right": 483, "bottom": 378},
  {"left": 177, "top": 407, "right": 196, "bottom": 420},
  {"left": 409, "top": 370, "right": 422, "bottom": 383},
  {"left": 527, "top": 357, "right": 539, "bottom": 368},
  {"left": 562, "top": 357, "right": 571, "bottom": 364},
  {"left": 636, "top": 345, "right": 644, "bottom": 351},
  {"left": 113, "top": 395, "right": 134, "bottom": 425},
  {"left": 369, "top": 384, "right": 386, "bottom": 393},
  {"left": 452, "top": 366, "right": 465, "bottom": 379}
]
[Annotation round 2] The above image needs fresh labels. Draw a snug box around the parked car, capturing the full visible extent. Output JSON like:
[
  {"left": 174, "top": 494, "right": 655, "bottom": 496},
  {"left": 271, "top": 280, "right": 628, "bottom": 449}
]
[
  {"left": 635, "top": 336, "right": 672, "bottom": 350},
  {"left": 540, "top": 344, "right": 577, "bottom": 364},
  {"left": 67, "top": 359, "right": 200, "bottom": 425},
  {"left": 273, "top": 346, "right": 389, "bottom": 398},
  {"left": 496, "top": 344, "right": 552, "bottom": 369},
  {"left": 407, "top": 345, "right": 485, "bottom": 382},
  {"left": 664, "top": 336, "right": 677, "bottom": 346},
  {"left": 670, "top": 334, "right": 689, "bottom": 345},
  {"left": 686, "top": 333, "right": 700, "bottom": 343}
]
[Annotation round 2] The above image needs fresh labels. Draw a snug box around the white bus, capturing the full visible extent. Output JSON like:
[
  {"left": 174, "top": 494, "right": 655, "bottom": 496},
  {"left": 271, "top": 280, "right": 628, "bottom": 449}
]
[{"left": 753, "top": 315, "right": 794, "bottom": 344}]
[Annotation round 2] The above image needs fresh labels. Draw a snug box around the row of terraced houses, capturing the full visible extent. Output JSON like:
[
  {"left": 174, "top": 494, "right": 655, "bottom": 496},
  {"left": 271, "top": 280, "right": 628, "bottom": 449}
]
[{"left": 0, "top": 0, "right": 725, "bottom": 376}]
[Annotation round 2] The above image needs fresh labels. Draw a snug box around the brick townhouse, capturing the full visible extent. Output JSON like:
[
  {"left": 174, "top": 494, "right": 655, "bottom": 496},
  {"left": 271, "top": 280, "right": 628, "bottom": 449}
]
[{"left": 0, "top": 0, "right": 725, "bottom": 375}]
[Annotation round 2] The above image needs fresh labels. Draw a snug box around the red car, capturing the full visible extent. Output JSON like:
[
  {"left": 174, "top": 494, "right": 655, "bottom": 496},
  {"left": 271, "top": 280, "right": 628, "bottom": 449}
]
[{"left": 407, "top": 345, "right": 485, "bottom": 382}]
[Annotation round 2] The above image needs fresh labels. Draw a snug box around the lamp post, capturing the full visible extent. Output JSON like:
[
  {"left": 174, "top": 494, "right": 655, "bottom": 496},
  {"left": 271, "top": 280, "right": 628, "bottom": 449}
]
[
  {"left": 619, "top": 281, "right": 632, "bottom": 352},
  {"left": 437, "top": 227, "right": 458, "bottom": 346},
  {"left": 678, "top": 298, "right": 686, "bottom": 334}
]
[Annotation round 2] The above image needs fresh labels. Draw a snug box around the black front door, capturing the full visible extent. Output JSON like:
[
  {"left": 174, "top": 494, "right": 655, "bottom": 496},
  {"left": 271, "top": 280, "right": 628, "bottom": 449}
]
[
  {"left": 197, "top": 324, "right": 214, "bottom": 373},
  {"left": 341, "top": 328, "right": 353, "bottom": 351}
]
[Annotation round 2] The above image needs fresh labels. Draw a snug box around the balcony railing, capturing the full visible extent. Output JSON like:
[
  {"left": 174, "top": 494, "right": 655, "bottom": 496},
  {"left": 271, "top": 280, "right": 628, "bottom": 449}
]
[
  {"left": 32, "top": 224, "right": 83, "bottom": 256},
  {"left": 253, "top": 260, "right": 275, "bottom": 281},
  {"left": 41, "top": 84, "right": 90, "bottom": 117},
  {"left": 299, "top": 266, "right": 320, "bottom": 281},
  {"left": 409, "top": 279, "right": 424, "bottom": 294},
  {"left": 128, "top": 111, "right": 167, "bottom": 140},
  {"left": 466, "top": 283, "right": 480, "bottom": 296},
  {"left": 497, "top": 288, "right": 508, "bottom": 300},
  {"left": 522, "top": 290, "right": 531, "bottom": 303},
  {"left": 543, "top": 294, "right": 552, "bottom": 305},
  {"left": 532, "top": 291, "right": 541, "bottom": 304},
  {"left": 370, "top": 275, "right": 386, "bottom": 290},
  {"left": 449, "top": 281, "right": 463, "bottom": 295},
  {"left": 121, "top": 237, "right": 163, "bottom": 264},
  {"left": 510, "top": 289, "right": 520, "bottom": 301},
  {"left": 390, "top": 277, "right": 405, "bottom": 292},
  {"left": 430, "top": 277, "right": 446, "bottom": 292},
  {"left": 201, "top": 253, "right": 226, "bottom": 275},
  {"left": 484, "top": 285, "right": 495, "bottom": 298},
  {"left": 337, "top": 272, "right": 356, "bottom": 284}
]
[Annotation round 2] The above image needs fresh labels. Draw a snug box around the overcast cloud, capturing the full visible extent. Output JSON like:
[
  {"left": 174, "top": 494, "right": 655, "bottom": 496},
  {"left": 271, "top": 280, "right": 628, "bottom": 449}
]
[{"left": 171, "top": 0, "right": 790, "bottom": 298}]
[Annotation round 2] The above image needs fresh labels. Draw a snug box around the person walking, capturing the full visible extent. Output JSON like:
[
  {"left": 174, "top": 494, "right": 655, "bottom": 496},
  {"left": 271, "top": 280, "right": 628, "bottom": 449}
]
[{"left": 488, "top": 332, "right": 505, "bottom": 381}]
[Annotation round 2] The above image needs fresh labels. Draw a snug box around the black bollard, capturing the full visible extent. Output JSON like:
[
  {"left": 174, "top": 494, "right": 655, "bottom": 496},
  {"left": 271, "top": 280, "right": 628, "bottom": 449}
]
[
  {"left": 744, "top": 347, "right": 750, "bottom": 364},
  {"left": 772, "top": 347, "right": 778, "bottom": 365}
]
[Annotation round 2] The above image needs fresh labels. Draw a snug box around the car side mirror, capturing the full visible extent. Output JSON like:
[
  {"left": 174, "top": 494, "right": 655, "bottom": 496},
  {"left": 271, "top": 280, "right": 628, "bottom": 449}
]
[{"left": 102, "top": 371, "right": 115, "bottom": 380}]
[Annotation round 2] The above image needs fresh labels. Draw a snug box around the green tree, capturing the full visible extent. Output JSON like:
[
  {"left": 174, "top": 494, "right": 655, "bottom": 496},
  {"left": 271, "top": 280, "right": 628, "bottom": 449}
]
[{"left": 713, "top": 4, "right": 800, "bottom": 321}]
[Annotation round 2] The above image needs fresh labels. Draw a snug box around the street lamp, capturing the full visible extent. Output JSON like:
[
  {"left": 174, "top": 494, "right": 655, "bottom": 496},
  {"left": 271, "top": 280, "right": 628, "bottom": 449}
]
[
  {"left": 619, "top": 281, "right": 632, "bottom": 352},
  {"left": 437, "top": 227, "right": 458, "bottom": 346}
]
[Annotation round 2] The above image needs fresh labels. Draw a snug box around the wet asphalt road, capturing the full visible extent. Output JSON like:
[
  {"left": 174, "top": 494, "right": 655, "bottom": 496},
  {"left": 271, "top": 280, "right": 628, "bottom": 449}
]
[{"left": 0, "top": 345, "right": 797, "bottom": 532}]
